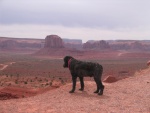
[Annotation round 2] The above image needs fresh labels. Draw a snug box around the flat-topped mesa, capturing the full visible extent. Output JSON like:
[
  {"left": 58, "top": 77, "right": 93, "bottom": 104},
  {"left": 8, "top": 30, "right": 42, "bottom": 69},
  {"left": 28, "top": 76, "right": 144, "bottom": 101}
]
[
  {"left": 0, "top": 40, "right": 18, "bottom": 49},
  {"left": 83, "top": 40, "right": 110, "bottom": 49},
  {"left": 44, "top": 35, "right": 64, "bottom": 48}
]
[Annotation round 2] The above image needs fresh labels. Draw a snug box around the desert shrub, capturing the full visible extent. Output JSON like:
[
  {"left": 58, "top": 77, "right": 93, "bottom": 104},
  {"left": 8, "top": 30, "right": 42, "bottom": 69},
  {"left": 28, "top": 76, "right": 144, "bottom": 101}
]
[
  {"left": 15, "top": 80, "right": 18, "bottom": 84},
  {"left": 61, "top": 79, "right": 65, "bottom": 84},
  {"left": 45, "top": 78, "right": 48, "bottom": 82},
  {"left": 59, "top": 77, "right": 62, "bottom": 80},
  {"left": 24, "top": 81, "right": 28, "bottom": 84},
  {"left": 8, "top": 83, "right": 11, "bottom": 86},
  {"left": 1, "top": 83, "right": 3, "bottom": 86},
  {"left": 45, "top": 83, "right": 49, "bottom": 86},
  {"left": 38, "top": 79, "right": 42, "bottom": 82},
  {"left": 50, "top": 81, "right": 52, "bottom": 86}
]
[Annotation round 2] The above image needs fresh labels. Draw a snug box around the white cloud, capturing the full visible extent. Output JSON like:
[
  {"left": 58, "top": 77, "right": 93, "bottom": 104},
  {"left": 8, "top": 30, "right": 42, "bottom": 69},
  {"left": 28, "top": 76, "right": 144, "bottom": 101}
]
[
  {"left": 0, "top": 24, "right": 150, "bottom": 42},
  {"left": 0, "top": 0, "right": 150, "bottom": 42},
  {"left": 0, "top": 0, "right": 150, "bottom": 28}
]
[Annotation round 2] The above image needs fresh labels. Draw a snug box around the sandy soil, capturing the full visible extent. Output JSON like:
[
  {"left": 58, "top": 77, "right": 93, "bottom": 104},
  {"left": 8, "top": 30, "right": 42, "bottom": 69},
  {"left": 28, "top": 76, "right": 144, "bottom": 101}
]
[{"left": 0, "top": 67, "right": 149, "bottom": 113}]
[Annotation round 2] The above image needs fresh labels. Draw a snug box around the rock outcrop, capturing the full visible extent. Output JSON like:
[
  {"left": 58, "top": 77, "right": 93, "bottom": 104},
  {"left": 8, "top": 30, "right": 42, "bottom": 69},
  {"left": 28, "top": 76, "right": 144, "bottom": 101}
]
[
  {"left": 44, "top": 35, "right": 64, "bottom": 48},
  {"left": 0, "top": 92, "right": 19, "bottom": 100},
  {"left": 147, "top": 60, "right": 150, "bottom": 66},
  {"left": 103, "top": 75, "right": 118, "bottom": 83},
  {"left": 110, "top": 41, "right": 150, "bottom": 51},
  {"left": 130, "top": 41, "right": 144, "bottom": 50},
  {"left": 0, "top": 40, "right": 18, "bottom": 49},
  {"left": 0, "top": 38, "right": 42, "bottom": 51},
  {"left": 83, "top": 40, "right": 110, "bottom": 49}
]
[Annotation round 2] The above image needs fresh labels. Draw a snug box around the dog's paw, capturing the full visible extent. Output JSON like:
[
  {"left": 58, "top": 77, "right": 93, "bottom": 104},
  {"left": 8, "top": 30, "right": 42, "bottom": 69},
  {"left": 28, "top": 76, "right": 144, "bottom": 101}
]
[
  {"left": 79, "top": 88, "right": 84, "bottom": 91},
  {"left": 98, "top": 92, "right": 103, "bottom": 95},
  {"left": 94, "top": 90, "right": 99, "bottom": 93},
  {"left": 69, "top": 90, "right": 74, "bottom": 93},
  {"left": 98, "top": 89, "right": 104, "bottom": 95}
]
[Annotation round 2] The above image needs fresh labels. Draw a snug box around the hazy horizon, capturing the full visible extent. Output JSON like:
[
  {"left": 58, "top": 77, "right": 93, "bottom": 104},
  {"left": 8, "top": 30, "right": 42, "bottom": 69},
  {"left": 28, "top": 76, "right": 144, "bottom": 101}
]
[{"left": 0, "top": 0, "right": 150, "bottom": 43}]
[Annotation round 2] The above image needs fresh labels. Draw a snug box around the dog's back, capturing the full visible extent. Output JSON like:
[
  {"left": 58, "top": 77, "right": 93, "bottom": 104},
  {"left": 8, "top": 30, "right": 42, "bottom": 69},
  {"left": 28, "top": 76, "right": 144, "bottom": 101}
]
[{"left": 70, "top": 58, "right": 103, "bottom": 77}]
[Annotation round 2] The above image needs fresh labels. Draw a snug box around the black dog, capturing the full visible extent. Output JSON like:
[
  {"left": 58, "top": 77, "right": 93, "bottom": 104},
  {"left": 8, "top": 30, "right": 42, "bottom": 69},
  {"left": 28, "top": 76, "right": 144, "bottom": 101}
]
[{"left": 63, "top": 56, "right": 104, "bottom": 95}]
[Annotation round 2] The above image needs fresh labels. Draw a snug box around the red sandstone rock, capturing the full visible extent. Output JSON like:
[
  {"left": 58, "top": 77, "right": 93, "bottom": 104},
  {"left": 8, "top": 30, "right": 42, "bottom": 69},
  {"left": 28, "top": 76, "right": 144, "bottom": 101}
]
[
  {"left": 130, "top": 41, "right": 144, "bottom": 50},
  {"left": 103, "top": 75, "right": 118, "bottom": 83},
  {"left": 147, "top": 60, "right": 150, "bottom": 66},
  {"left": 44, "top": 35, "right": 64, "bottom": 48},
  {"left": 0, "top": 40, "right": 18, "bottom": 49},
  {"left": 83, "top": 40, "right": 110, "bottom": 49}
]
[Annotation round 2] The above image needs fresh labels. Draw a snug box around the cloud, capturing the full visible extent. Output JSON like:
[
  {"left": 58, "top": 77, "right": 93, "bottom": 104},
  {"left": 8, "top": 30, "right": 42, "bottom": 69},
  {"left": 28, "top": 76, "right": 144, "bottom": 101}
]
[
  {"left": 0, "top": 0, "right": 150, "bottom": 29},
  {"left": 0, "top": 24, "right": 150, "bottom": 42},
  {"left": 0, "top": 0, "right": 150, "bottom": 41}
]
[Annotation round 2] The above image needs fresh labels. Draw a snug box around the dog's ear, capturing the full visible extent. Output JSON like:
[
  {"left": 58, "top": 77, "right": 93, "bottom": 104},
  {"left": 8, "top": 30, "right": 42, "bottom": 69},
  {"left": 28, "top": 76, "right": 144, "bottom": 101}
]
[
  {"left": 64, "top": 56, "right": 73, "bottom": 62},
  {"left": 63, "top": 56, "right": 73, "bottom": 68}
]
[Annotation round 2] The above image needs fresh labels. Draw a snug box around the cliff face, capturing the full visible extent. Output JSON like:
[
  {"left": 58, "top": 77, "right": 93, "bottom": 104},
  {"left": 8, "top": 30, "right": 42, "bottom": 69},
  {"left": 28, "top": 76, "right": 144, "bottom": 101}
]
[
  {"left": 44, "top": 35, "right": 64, "bottom": 48},
  {"left": 83, "top": 40, "right": 110, "bottom": 49},
  {"left": 110, "top": 41, "right": 150, "bottom": 51},
  {"left": 0, "top": 40, "right": 18, "bottom": 49},
  {"left": 1, "top": 36, "right": 150, "bottom": 52},
  {"left": 0, "top": 38, "right": 42, "bottom": 51}
]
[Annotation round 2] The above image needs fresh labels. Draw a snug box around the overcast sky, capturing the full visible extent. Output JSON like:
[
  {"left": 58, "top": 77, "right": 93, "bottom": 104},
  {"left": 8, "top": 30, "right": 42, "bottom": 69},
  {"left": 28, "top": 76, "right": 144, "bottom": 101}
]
[{"left": 0, "top": 0, "right": 150, "bottom": 42}]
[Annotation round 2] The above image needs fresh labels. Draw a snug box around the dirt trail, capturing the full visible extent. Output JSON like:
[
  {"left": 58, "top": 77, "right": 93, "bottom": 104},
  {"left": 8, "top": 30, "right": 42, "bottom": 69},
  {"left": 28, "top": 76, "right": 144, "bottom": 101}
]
[
  {"left": 0, "top": 64, "right": 8, "bottom": 70},
  {"left": 0, "top": 68, "right": 150, "bottom": 113},
  {"left": 0, "top": 62, "right": 15, "bottom": 71}
]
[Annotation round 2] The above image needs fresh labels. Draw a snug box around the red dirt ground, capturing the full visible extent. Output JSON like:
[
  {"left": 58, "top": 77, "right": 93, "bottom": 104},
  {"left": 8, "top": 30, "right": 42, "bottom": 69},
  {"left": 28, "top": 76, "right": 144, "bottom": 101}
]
[
  {"left": 0, "top": 67, "right": 149, "bottom": 113},
  {"left": 0, "top": 50, "right": 149, "bottom": 101},
  {"left": 0, "top": 86, "right": 57, "bottom": 100}
]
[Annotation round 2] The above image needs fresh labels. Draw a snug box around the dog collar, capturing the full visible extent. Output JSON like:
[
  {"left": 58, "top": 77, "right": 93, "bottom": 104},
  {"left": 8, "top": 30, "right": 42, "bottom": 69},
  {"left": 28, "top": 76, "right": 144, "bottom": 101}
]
[{"left": 68, "top": 58, "right": 72, "bottom": 70}]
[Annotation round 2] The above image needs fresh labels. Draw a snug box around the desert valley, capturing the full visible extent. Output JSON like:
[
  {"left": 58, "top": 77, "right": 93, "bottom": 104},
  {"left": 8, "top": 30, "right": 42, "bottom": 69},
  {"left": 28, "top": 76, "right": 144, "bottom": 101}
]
[{"left": 0, "top": 35, "right": 150, "bottom": 113}]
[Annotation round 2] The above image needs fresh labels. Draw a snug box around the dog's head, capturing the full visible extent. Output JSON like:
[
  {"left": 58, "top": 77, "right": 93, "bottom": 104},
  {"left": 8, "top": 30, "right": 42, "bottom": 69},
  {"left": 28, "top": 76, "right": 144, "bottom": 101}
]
[{"left": 63, "top": 56, "right": 73, "bottom": 68}]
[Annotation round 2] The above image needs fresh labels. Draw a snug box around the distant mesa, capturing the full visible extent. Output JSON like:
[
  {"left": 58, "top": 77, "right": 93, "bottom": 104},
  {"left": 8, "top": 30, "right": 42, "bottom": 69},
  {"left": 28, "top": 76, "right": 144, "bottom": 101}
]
[
  {"left": 110, "top": 40, "right": 149, "bottom": 51},
  {"left": 1, "top": 36, "right": 150, "bottom": 54},
  {"left": 44, "top": 35, "right": 64, "bottom": 48},
  {"left": 35, "top": 35, "right": 84, "bottom": 56},
  {"left": 0, "top": 37, "right": 42, "bottom": 51},
  {"left": 83, "top": 40, "right": 110, "bottom": 49},
  {"left": 130, "top": 41, "right": 144, "bottom": 50},
  {"left": 35, "top": 34, "right": 65, "bottom": 56},
  {"left": 0, "top": 40, "right": 18, "bottom": 49}
]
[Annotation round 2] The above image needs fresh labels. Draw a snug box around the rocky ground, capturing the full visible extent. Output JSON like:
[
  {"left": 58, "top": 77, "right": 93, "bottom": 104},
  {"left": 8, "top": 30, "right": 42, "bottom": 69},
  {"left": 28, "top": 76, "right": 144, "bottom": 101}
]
[{"left": 0, "top": 67, "right": 149, "bottom": 113}]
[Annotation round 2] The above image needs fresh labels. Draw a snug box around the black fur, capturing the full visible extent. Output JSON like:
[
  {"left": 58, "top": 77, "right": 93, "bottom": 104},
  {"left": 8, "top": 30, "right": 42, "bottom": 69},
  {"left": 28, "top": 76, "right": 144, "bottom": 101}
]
[{"left": 63, "top": 56, "right": 104, "bottom": 95}]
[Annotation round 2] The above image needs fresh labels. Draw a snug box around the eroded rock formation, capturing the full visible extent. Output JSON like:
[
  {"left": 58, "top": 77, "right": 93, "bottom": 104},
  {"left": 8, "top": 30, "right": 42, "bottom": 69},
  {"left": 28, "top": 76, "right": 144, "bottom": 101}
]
[
  {"left": 44, "top": 35, "right": 64, "bottom": 48},
  {"left": 83, "top": 40, "right": 110, "bottom": 49}
]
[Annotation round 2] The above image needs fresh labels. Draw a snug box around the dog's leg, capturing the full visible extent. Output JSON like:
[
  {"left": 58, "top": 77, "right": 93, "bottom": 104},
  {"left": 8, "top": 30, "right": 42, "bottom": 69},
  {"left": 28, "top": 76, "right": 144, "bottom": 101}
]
[
  {"left": 94, "top": 77, "right": 99, "bottom": 93},
  {"left": 69, "top": 76, "right": 77, "bottom": 93},
  {"left": 94, "top": 66, "right": 104, "bottom": 95},
  {"left": 94, "top": 77, "right": 104, "bottom": 95},
  {"left": 98, "top": 80, "right": 104, "bottom": 95},
  {"left": 79, "top": 77, "right": 84, "bottom": 91}
]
